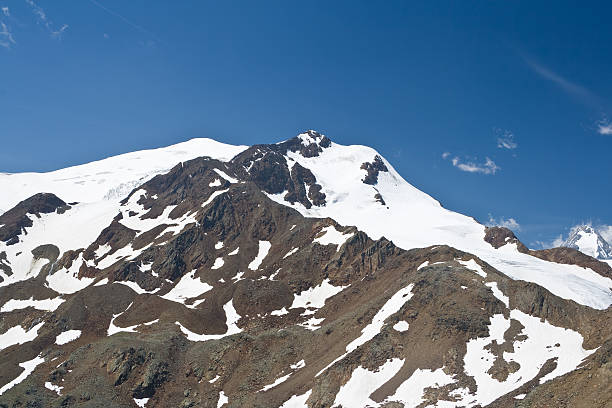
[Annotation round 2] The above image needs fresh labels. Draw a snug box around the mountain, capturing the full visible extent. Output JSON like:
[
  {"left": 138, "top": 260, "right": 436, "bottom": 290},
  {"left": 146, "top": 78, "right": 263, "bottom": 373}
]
[
  {"left": 1, "top": 131, "right": 611, "bottom": 407},
  {"left": 562, "top": 225, "right": 612, "bottom": 260}
]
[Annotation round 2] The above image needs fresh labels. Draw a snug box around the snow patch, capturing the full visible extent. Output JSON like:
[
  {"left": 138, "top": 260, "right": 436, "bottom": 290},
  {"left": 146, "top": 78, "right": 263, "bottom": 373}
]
[
  {"left": 313, "top": 225, "right": 353, "bottom": 251},
  {"left": 0, "top": 322, "right": 44, "bottom": 351},
  {"left": 176, "top": 300, "right": 241, "bottom": 341},
  {"left": 248, "top": 240, "right": 271, "bottom": 270},
  {"left": 1, "top": 296, "right": 64, "bottom": 313},
  {"left": 55, "top": 330, "right": 82, "bottom": 345},
  {"left": 0, "top": 356, "right": 45, "bottom": 395}
]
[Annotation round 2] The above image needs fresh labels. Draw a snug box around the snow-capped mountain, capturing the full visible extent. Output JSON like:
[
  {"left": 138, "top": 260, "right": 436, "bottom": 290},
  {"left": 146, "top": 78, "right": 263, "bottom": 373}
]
[
  {"left": 1, "top": 131, "right": 611, "bottom": 407},
  {"left": 562, "top": 225, "right": 612, "bottom": 260}
]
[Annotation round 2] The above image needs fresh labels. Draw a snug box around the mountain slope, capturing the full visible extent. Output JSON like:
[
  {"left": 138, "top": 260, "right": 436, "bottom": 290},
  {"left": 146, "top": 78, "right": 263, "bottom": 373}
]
[
  {"left": 563, "top": 225, "right": 612, "bottom": 260},
  {"left": 1, "top": 131, "right": 611, "bottom": 407}
]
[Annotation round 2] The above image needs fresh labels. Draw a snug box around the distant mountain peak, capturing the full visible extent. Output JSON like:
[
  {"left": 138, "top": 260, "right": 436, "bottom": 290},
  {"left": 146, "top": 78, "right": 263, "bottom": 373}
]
[{"left": 563, "top": 224, "right": 612, "bottom": 260}]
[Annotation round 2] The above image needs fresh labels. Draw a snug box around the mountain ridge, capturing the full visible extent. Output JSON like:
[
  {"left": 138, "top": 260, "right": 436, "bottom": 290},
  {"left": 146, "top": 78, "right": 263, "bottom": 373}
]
[{"left": 1, "top": 131, "right": 611, "bottom": 407}]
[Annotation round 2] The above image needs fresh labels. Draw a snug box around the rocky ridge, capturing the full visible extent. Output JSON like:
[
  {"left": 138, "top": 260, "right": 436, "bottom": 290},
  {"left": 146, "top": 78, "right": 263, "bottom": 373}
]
[{"left": 0, "top": 132, "right": 611, "bottom": 407}]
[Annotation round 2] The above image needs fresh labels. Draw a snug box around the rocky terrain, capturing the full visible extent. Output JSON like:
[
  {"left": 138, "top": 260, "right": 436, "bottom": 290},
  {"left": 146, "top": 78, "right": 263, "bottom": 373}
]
[{"left": 1, "top": 131, "right": 611, "bottom": 407}]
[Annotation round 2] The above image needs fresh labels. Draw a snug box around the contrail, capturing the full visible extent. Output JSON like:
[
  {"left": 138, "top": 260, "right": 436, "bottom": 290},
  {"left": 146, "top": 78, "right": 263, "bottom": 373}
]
[{"left": 88, "top": 0, "right": 161, "bottom": 43}]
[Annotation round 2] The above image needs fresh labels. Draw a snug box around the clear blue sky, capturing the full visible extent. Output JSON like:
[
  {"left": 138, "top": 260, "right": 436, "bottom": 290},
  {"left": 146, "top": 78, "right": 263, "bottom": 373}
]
[{"left": 1, "top": 0, "right": 610, "bottom": 248}]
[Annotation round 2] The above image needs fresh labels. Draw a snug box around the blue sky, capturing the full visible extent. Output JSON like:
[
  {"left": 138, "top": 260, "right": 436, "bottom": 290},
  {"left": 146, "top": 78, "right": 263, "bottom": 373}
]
[{"left": 1, "top": 1, "right": 610, "bottom": 248}]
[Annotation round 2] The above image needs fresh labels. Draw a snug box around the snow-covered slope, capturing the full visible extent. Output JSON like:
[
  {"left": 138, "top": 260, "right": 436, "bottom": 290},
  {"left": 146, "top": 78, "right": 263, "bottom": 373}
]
[
  {"left": 264, "top": 133, "right": 612, "bottom": 309},
  {"left": 2, "top": 133, "right": 611, "bottom": 309},
  {"left": 563, "top": 225, "right": 612, "bottom": 260},
  {"left": 0, "top": 138, "right": 247, "bottom": 214},
  {"left": 0, "top": 139, "right": 247, "bottom": 288}
]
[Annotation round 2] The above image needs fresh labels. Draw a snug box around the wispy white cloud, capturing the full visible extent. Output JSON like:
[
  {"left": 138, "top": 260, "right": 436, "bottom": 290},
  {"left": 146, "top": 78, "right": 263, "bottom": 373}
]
[
  {"left": 487, "top": 214, "right": 521, "bottom": 231},
  {"left": 597, "top": 119, "right": 612, "bottom": 135},
  {"left": 2, "top": 6, "right": 9, "bottom": 17},
  {"left": 495, "top": 128, "right": 517, "bottom": 150},
  {"left": 446, "top": 155, "right": 500, "bottom": 175},
  {"left": 441, "top": 152, "right": 451, "bottom": 159},
  {"left": 522, "top": 55, "right": 596, "bottom": 104},
  {"left": 24, "top": 0, "right": 68, "bottom": 39},
  {"left": 51, "top": 23, "right": 68, "bottom": 39},
  {"left": 0, "top": 21, "right": 15, "bottom": 49},
  {"left": 533, "top": 234, "right": 565, "bottom": 250}
]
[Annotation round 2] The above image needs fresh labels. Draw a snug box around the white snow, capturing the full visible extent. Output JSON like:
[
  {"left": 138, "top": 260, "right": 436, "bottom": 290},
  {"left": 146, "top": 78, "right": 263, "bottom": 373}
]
[
  {"left": 417, "top": 261, "right": 429, "bottom": 270},
  {"left": 248, "top": 240, "right": 271, "bottom": 270},
  {"left": 117, "top": 191, "right": 198, "bottom": 239},
  {"left": 279, "top": 390, "right": 312, "bottom": 408},
  {"left": 228, "top": 247, "right": 239, "bottom": 255},
  {"left": 215, "top": 241, "right": 224, "bottom": 249},
  {"left": 346, "top": 284, "right": 414, "bottom": 352},
  {"left": 114, "top": 280, "right": 158, "bottom": 295},
  {"left": 211, "top": 257, "right": 225, "bottom": 269},
  {"left": 213, "top": 168, "right": 238, "bottom": 183},
  {"left": 209, "top": 375, "right": 220, "bottom": 383},
  {"left": 261, "top": 139, "right": 612, "bottom": 309},
  {"left": 283, "top": 247, "right": 299, "bottom": 258},
  {"left": 290, "top": 279, "right": 347, "bottom": 310},
  {"left": 161, "top": 270, "right": 213, "bottom": 307},
  {"left": 574, "top": 230, "right": 600, "bottom": 258},
  {"left": 485, "top": 281, "right": 509, "bottom": 308},
  {"left": 44, "top": 381, "right": 63, "bottom": 395},
  {"left": 260, "top": 373, "right": 292, "bottom": 392},
  {"left": 515, "top": 394, "right": 526, "bottom": 399},
  {"left": 134, "top": 397, "right": 149, "bottom": 407},
  {"left": 313, "top": 225, "right": 353, "bottom": 251},
  {"left": 217, "top": 390, "right": 228, "bottom": 408},
  {"left": 209, "top": 178, "right": 222, "bottom": 187},
  {"left": 55, "top": 330, "right": 82, "bottom": 345},
  {"left": 383, "top": 367, "right": 456, "bottom": 407},
  {"left": 176, "top": 300, "right": 241, "bottom": 341},
  {"left": 0, "top": 356, "right": 45, "bottom": 395},
  {"left": 0, "top": 296, "right": 64, "bottom": 313},
  {"left": 0, "top": 201, "right": 113, "bottom": 288},
  {"left": 0, "top": 138, "right": 247, "bottom": 214},
  {"left": 291, "top": 360, "right": 306, "bottom": 370},
  {"left": 298, "top": 317, "right": 325, "bottom": 331},
  {"left": 231, "top": 271, "right": 245, "bottom": 282},
  {"left": 393, "top": 321, "right": 409, "bottom": 332},
  {"left": 0, "top": 322, "right": 44, "bottom": 351},
  {"left": 332, "top": 358, "right": 404, "bottom": 408},
  {"left": 46, "top": 254, "right": 95, "bottom": 294},
  {"left": 317, "top": 284, "right": 414, "bottom": 377},
  {"left": 107, "top": 313, "right": 138, "bottom": 336},
  {"left": 457, "top": 259, "right": 487, "bottom": 278},
  {"left": 202, "top": 188, "right": 230, "bottom": 208},
  {"left": 459, "top": 310, "right": 596, "bottom": 406},
  {"left": 271, "top": 307, "right": 289, "bottom": 316},
  {"left": 94, "top": 278, "right": 109, "bottom": 286}
]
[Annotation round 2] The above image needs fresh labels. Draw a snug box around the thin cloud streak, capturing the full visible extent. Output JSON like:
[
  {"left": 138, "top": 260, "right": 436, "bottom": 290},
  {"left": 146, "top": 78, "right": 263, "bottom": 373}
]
[
  {"left": 24, "top": 0, "right": 68, "bottom": 39},
  {"left": 0, "top": 21, "right": 15, "bottom": 49},
  {"left": 88, "top": 0, "right": 161, "bottom": 43},
  {"left": 521, "top": 53, "right": 602, "bottom": 108}
]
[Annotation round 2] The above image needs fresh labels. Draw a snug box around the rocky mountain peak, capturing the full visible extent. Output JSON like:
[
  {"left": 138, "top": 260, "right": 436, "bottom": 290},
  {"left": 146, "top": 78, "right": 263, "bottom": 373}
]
[{"left": 563, "top": 224, "right": 612, "bottom": 260}]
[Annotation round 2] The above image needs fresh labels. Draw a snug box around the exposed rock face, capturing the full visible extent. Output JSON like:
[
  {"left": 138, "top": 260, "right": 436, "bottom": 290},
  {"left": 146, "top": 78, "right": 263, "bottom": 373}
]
[
  {"left": 484, "top": 226, "right": 529, "bottom": 253},
  {"left": 1, "top": 136, "right": 611, "bottom": 408},
  {"left": 0, "top": 193, "right": 69, "bottom": 245},
  {"left": 360, "top": 155, "right": 389, "bottom": 185},
  {"left": 484, "top": 226, "right": 612, "bottom": 279}
]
